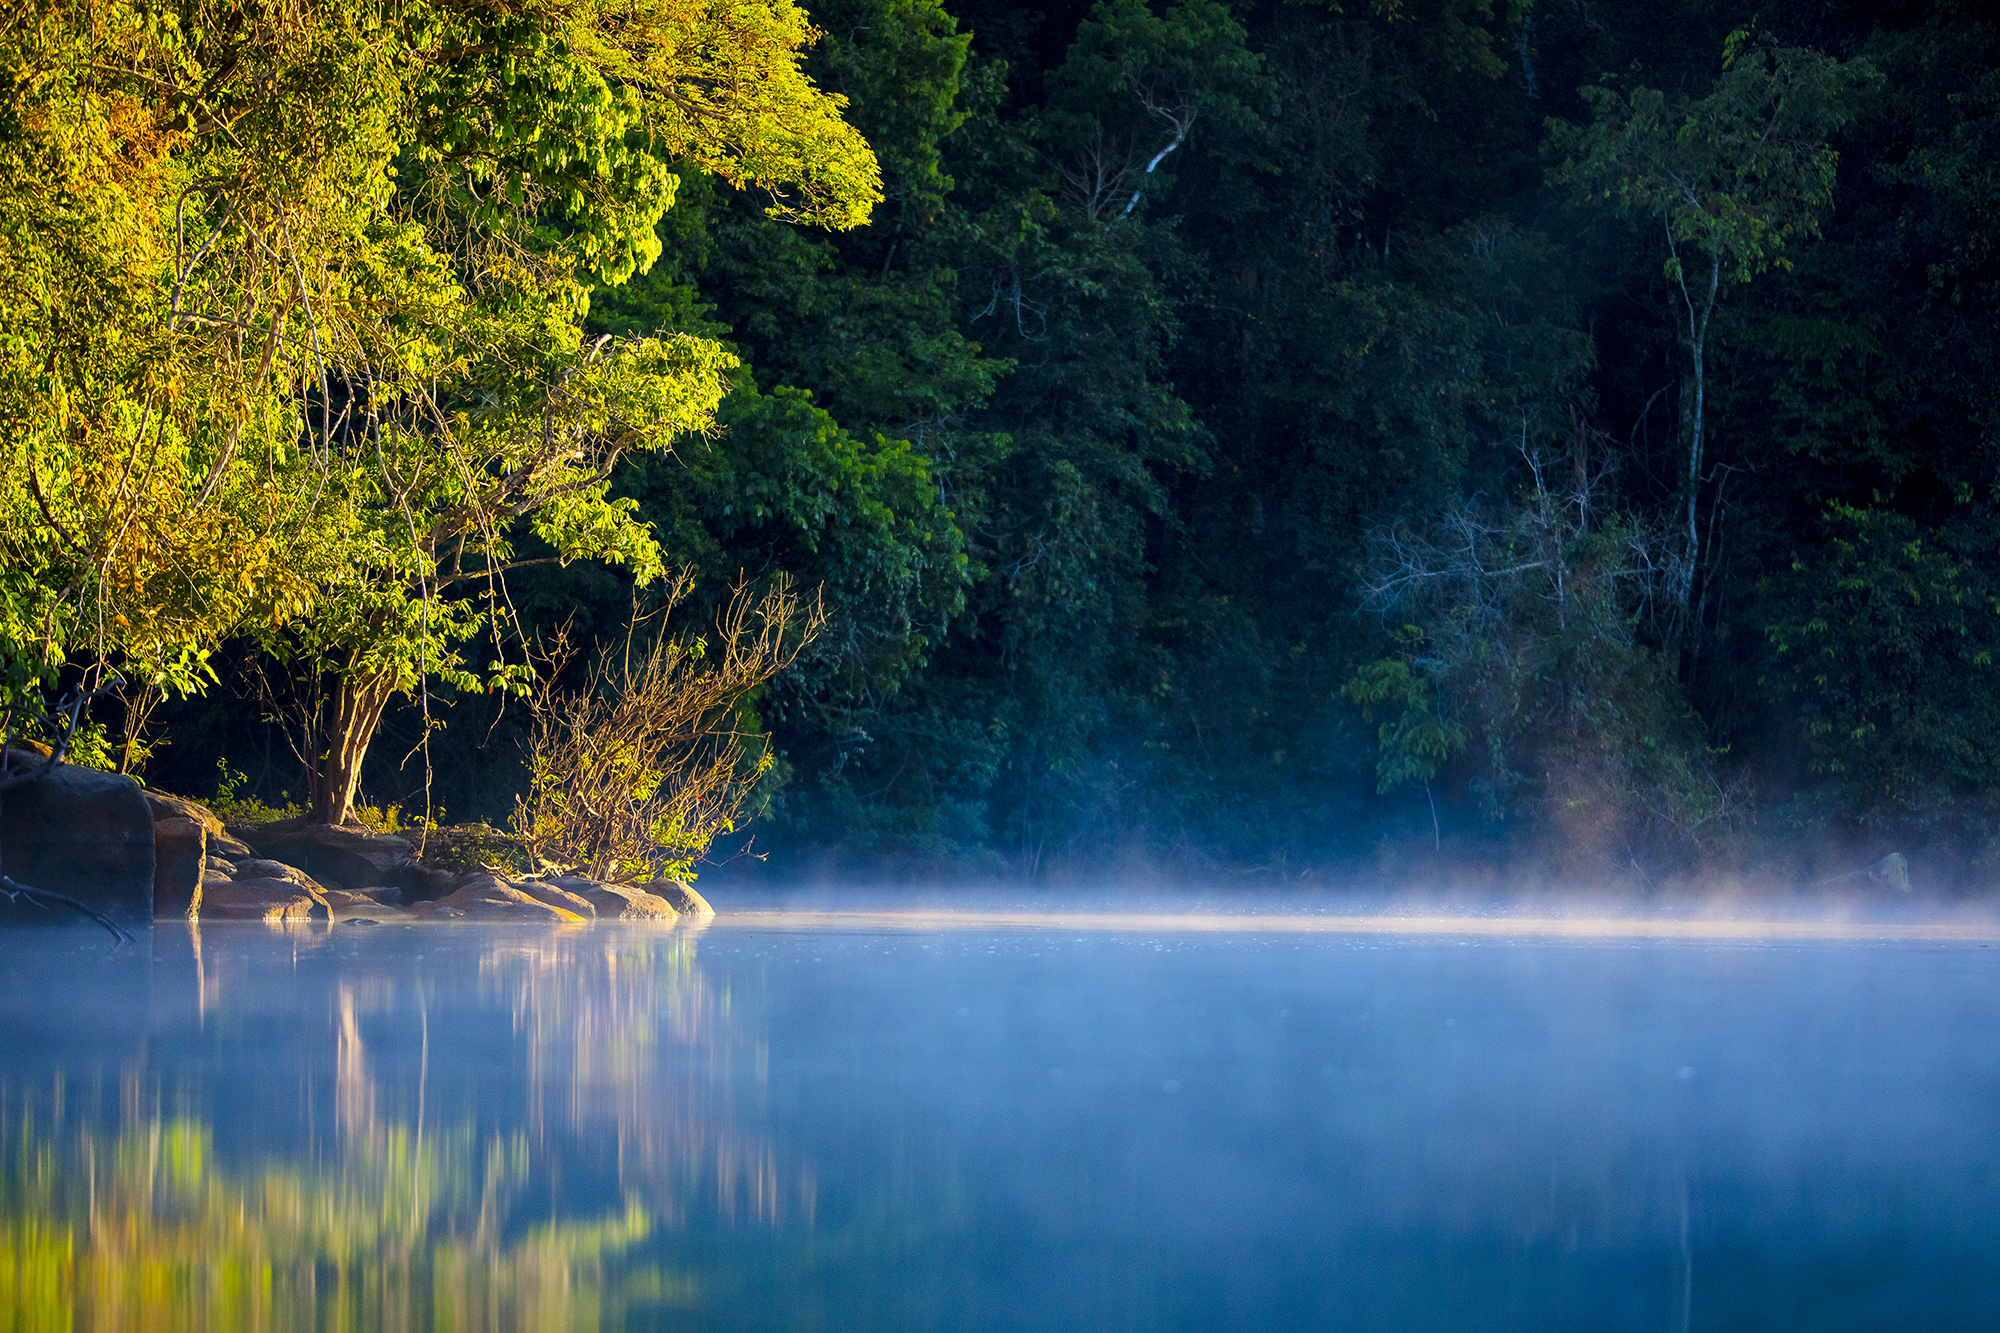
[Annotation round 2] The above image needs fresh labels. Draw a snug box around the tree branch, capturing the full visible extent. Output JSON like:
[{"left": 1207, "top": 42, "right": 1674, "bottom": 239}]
[{"left": 0, "top": 876, "right": 133, "bottom": 943}]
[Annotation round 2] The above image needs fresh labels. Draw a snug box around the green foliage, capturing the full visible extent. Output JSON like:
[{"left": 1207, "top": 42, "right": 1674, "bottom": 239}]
[
  {"left": 1705, "top": 14, "right": 2000, "bottom": 835},
  {"left": 416, "top": 822, "right": 531, "bottom": 875},
  {"left": 1343, "top": 650, "right": 1465, "bottom": 794},
  {"left": 1764, "top": 504, "right": 2000, "bottom": 820},
  {"left": 812, "top": 0, "right": 974, "bottom": 223},
  {"left": 210, "top": 759, "right": 306, "bottom": 826},
  {"left": 642, "top": 379, "right": 968, "bottom": 696},
  {"left": 1553, "top": 33, "right": 1879, "bottom": 613},
  {"left": 51, "top": 719, "right": 119, "bottom": 774},
  {"left": 0, "top": 0, "right": 882, "bottom": 826},
  {"left": 1553, "top": 38, "right": 1872, "bottom": 294},
  {"left": 1040, "top": 0, "right": 1272, "bottom": 223},
  {"left": 21, "top": 0, "right": 2000, "bottom": 872},
  {"left": 349, "top": 800, "right": 433, "bottom": 836}
]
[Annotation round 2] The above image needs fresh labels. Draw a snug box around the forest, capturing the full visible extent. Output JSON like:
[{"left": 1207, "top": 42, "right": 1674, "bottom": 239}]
[{"left": 4, "top": 0, "right": 1998, "bottom": 885}]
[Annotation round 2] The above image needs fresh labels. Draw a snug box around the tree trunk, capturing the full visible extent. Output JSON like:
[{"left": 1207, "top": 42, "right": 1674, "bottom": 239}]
[
  {"left": 1664, "top": 203, "right": 1724, "bottom": 633},
  {"left": 1676, "top": 253, "right": 1721, "bottom": 626},
  {"left": 308, "top": 670, "right": 397, "bottom": 825},
  {"left": 1682, "top": 348, "right": 1703, "bottom": 609},
  {"left": 1573, "top": 412, "right": 1588, "bottom": 505}
]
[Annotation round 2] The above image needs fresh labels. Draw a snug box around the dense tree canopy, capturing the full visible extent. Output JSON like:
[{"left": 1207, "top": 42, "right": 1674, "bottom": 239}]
[
  {"left": 14, "top": 0, "right": 2000, "bottom": 881},
  {"left": 0, "top": 0, "right": 878, "bottom": 819}
]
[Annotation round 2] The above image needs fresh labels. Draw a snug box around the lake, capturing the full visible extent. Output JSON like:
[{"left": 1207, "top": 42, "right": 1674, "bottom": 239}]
[{"left": 1, "top": 904, "right": 1997, "bottom": 1329}]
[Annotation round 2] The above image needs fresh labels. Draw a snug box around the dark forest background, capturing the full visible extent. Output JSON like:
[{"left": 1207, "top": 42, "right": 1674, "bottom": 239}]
[{"left": 142, "top": 0, "right": 2000, "bottom": 884}]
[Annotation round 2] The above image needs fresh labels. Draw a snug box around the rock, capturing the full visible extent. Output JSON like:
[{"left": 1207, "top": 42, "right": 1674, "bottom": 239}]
[
  {"left": 233, "top": 859, "right": 327, "bottom": 892},
  {"left": 445, "top": 870, "right": 510, "bottom": 894},
  {"left": 141, "top": 788, "right": 224, "bottom": 837},
  {"left": 0, "top": 761, "right": 155, "bottom": 922},
  {"left": 153, "top": 815, "right": 206, "bottom": 920},
  {"left": 549, "top": 876, "right": 680, "bottom": 921},
  {"left": 210, "top": 832, "right": 257, "bottom": 859},
  {"left": 402, "top": 864, "right": 460, "bottom": 901},
  {"left": 145, "top": 788, "right": 223, "bottom": 920},
  {"left": 505, "top": 878, "right": 601, "bottom": 919},
  {"left": 415, "top": 876, "right": 586, "bottom": 923},
  {"left": 321, "top": 888, "right": 410, "bottom": 921},
  {"left": 201, "top": 877, "right": 330, "bottom": 922},
  {"left": 644, "top": 879, "right": 715, "bottom": 917},
  {"left": 344, "top": 885, "right": 410, "bottom": 909},
  {"left": 248, "top": 822, "right": 425, "bottom": 896}
]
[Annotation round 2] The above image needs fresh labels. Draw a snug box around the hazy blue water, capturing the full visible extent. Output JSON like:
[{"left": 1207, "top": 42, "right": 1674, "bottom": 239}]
[{"left": 1, "top": 912, "right": 1998, "bottom": 1329}]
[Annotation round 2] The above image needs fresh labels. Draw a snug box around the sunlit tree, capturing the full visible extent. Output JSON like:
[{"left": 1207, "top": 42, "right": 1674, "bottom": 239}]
[{"left": 0, "top": 0, "right": 881, "bottom": 819}]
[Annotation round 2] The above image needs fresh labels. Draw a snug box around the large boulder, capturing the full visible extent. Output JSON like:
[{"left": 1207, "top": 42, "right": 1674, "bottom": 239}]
[
  {"left": 152, "top": 816, "right": 206, "bottom": 920},
  {"left": 414, "top": 875, "right": 587, "bottom": 923},
  {"left": 402, "top": 864, "right": 461, "bottom": 901},
  {"left": 209, "top": 830, "right": 257, "bottom": 859},
  {"left": 142, "top": 788, "right": 223, "bottom": 836},
  {"left": 321, "top": 888, "right": 411, "bottom": 922},
  {"left": 644, "top": 880, "right": 715, "bottom": 917},
  {"left": 1813, "top": 851, "right": 1916, "bottom": 896},
  {"left": 0, "top": 760, "right": 155, "bottom": 922},
  {"left": 232, "top": 858, "right": 327, "bottom": 891},
  {"left": 244, "top": 821, "right": 419, "bottom": 894},
  {"left": 506, "top": 878, "right": 600, "bottom": 919},
  {"left": 197, "top": 877, "right": 329, "bottom": 922},
  {"left": 338, "top": 885, "right": 409, "bottom": 908},
  {"left": 548, "top": 876, "right": 680, "bottom": 921}
]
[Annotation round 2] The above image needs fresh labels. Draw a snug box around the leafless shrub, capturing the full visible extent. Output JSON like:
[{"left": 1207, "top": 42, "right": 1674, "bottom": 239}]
[
  {"left": 1357, "top": 438, "right": 1742, "bottom": 864},
  {"left": 511, "top": 573, "right": 825, "bottom": 883}
]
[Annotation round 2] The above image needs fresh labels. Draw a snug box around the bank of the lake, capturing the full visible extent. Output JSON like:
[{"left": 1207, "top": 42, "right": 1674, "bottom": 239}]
[{"left": 0, "top": 756, "right": 711, "bottom": 928}]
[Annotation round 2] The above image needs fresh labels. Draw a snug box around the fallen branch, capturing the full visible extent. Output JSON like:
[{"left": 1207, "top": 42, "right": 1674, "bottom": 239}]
[{"left": 0, "top": 874, "right": 134, "bottom": 944}]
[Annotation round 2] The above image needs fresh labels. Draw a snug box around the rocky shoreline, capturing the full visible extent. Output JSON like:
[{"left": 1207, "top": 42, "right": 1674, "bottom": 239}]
[{"left": 0, "top": 755, "right": 709, "bottom": 927}]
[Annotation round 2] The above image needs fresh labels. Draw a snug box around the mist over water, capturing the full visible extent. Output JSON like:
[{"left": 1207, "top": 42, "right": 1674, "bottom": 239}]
[{"left": 2, "top": 902, "right": 1998, "bottom": 1329}]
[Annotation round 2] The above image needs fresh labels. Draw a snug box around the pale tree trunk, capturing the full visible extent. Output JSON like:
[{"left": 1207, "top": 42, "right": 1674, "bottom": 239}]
[
  {"left": 1116, "top": 99, "right": 1197, "bottom": 222},
  {"left": 1683, "top": 282, "right": 1709, "bottom": 609},
  {"left": 1683, "top": 297, "right": 1710, "bottom": 671},
  {"left": 1573, "top": 412, "right": 1589, "bottom": 504},
  {"left": 308, "top": 670, "right": 397, "bottom": 825},
  {"left": 1668, "top": 224, "right": 1722, "bottom": 634}
]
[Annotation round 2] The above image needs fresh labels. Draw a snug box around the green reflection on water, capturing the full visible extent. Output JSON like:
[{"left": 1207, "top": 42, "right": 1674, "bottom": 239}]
[
  {"left": 0, "top": 926, "right": 791, "bottom": 1332},
  {"left": 0, "top": 1116, "right": 673, "bottom": 1332}
]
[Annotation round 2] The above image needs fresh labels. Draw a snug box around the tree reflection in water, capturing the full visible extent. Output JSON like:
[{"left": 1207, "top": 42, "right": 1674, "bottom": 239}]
[{"left": 0, "top": 923, "right": 800, "bottom": 1331}]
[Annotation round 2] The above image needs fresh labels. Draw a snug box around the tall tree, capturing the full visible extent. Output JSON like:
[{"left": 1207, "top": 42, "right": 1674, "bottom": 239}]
[{"left": 1554, "top": 33, "right": 1873, "bottom": 646}]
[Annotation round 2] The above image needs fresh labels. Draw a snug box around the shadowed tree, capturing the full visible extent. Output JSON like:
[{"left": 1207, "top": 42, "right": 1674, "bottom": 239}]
[{"left": 1553, "top": 31, "right": 1875, "bottom": 648}]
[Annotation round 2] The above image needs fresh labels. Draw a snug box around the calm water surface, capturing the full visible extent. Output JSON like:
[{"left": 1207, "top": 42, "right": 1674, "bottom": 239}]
[{"left": 1, "top": 908, "right": 1997, "bottom": 1329}]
